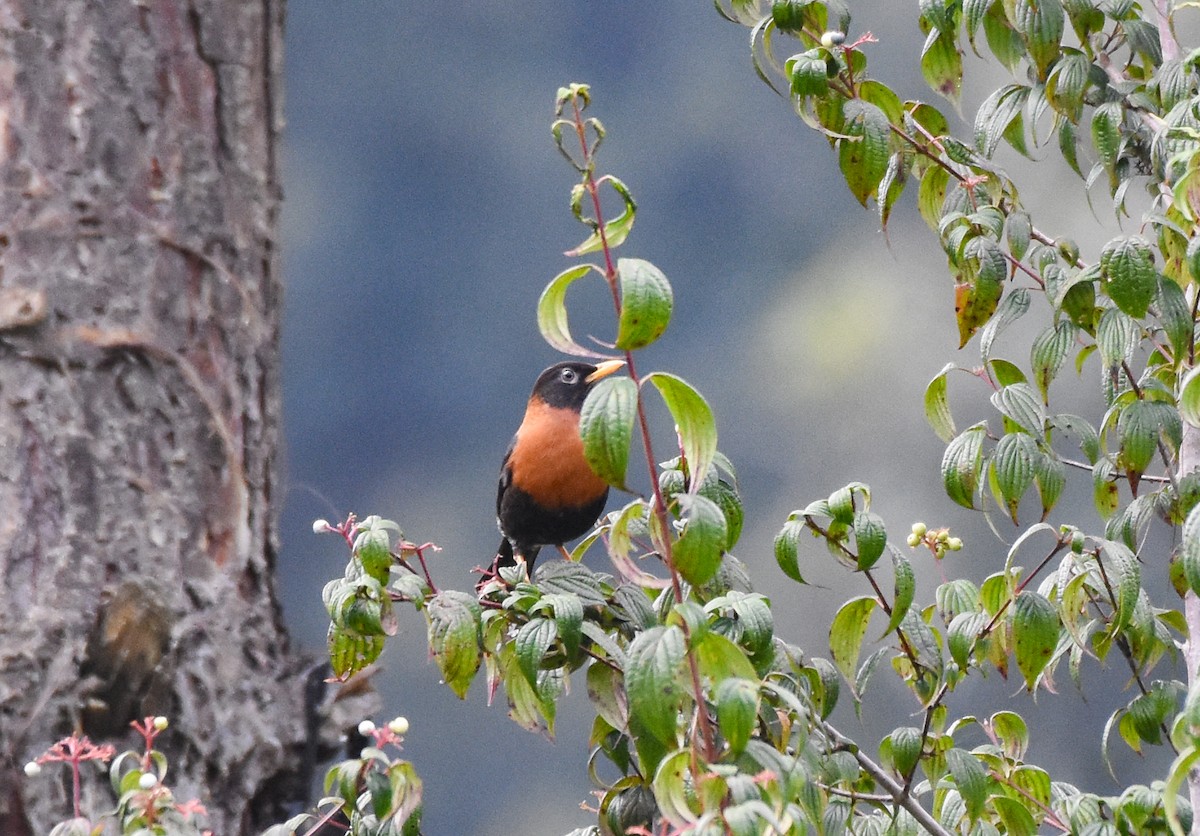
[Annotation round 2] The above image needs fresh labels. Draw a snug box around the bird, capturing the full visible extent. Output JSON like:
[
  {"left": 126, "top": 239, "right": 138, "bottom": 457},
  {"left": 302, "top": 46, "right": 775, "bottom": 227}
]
[{"left": 491, "top": 359, "right": 626, "bottom": 578}]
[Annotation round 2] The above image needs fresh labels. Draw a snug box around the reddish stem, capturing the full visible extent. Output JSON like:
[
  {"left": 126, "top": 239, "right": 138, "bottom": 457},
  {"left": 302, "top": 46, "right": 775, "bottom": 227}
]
[{"left": 566, "top": 92, "right": 717, "bottom": 763}]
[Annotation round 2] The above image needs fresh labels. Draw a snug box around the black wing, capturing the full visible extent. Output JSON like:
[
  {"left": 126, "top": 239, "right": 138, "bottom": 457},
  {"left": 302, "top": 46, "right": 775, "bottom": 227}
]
[{"left": 496, "top": 433, "right": 516, "bottom": 517}]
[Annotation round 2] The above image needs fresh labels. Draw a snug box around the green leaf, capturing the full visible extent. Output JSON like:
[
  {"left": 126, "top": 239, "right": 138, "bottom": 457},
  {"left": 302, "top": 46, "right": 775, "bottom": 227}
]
[
  {"left": 884, "top": 547, "right": 916, "bottom": 637},
  {"left": 786, "top": 49, "right": 830, "bottom": 98},
  {"left": 725, "top": 591, "right": 775, "bottom": 665},
  {"left": 642, "top": 372, "right": 717, "bottom": 494},
  {"left": 946, "top": 748, "right": 990, "bottom": 821},
  {"left": 625, "top": 626, "right": 687, "bottom": 752},
  {"left": 774, "top": 516, "right": 808, "bottom": 584},
  {"left": 353, "top": 517, "right": 396, "bottom": 583},
  {"left": 1095, "top": 306, "right": 1138, "bottom": 370},
  {"left": 1157, "top": 277, "right": 1192, "bottom": 365},
  {"left": 672, "top": 493, "right": 728, "bottom": 586},
  {"left": 993, "top": 795, "right": 1039, "bottom": 836},
  {"left": 1117, "top": 400, "right": 1173, "bottom": 476},
  {"left": 1014, "top": 0, "right": 1064, "bottom": 77},
  {"left": 327, "top": 623, "right": 385, "bottom": 680},
  {"left": 943, "top": 422, "right": 987, "bottom": 509},
  {"left": 580, "top": 376, "right": 638, "bottom": 490},
  {"left": 715, "top": 678, "right": 760, "bottom": 757},
  {"left": 652, "top": 749, "right": 698, "bottom": 826},
  {"left": 1012, "top": 589, "right": 1059, "bottom": 689},
  {"left": 980, "top": 287, "right": 1031, "bottom": 363},
  {"left": 918, "top": 165, "right": 950, "bottom": 232},
  {"left": 499, "top": 641, "right": 555, "bottom": 735},
  {"left": 700, "top": 477, "right": 744, "bottom": 550},
  {"left": 1031, "top": 319, "right": 1078, "bottom": 402},
  {"left": 955, "top": 270, "right": 1004, "bottom": 348},
  {"left": 514, "top": 617, "right": 557, "bottom": 690},
  {"left": 695, "top": 631, "right": 758, "bottom": 684},
  {"left": 587, "top": 658, "right": 628, "bottom": 730},
  {"left": 853, "top": 511, "right": 886, "bottom": 570},
  {"left": 616, "top": 258, "right": 673, "bottom": 350},
  {"left": 1046, "top": 49, "right": 1089, "bottom": 120},
  {"left": 921, "top": 27, "right": 963, "bottom": 102},
  {"left": 838, "top": 99, "right": 891, "bottom": 206},
  {"left": 1100, "top": 236, "right": 1157, "bottom": 318},
  {"left": 990, "top": 710, "right": 1030, "bottom": 759},
  {"left": 538, "top": 264, "right": 603, "bottom": 356},
  {"left": 426, "top": 591, "right": 483, "bottom": 699},
  {"left": 992, "top": 381, "right": 1046, "bottom": 434},
  {"left": 567, "top": 176, "right": 636, "bottom": 256},
  {"left": 1093, "top": 458, "right": 1120, "bottom": 518},
  {"left": 887, "top": 726, "right": 924, "bottom": 776},
  {"left": 537, "top": 595, "right": 582, "bottom": 662},
  {"left": 1091, "top": 102, "right": 1123, "bottom": 186},
  {"left": 1180, "top": 365, "right": 1200, "bottom": 427},
  {"left": 975, "top": 84, "right": 1030, "bottom": 157},
  {"left": 948, "top": 610, "right": 988, "bottom": 668},
  {"left": 984, "top": 3, "right": 1027, "bottom": 73},
  {"left": 535, "top": 560, "right": 608, "bottom": 607},
  {"left": 830, "top": 596, "right": 877, "bottom": 684},
  {"left": 1034, "top": 451, "right": 1066, "bottom": 518},
  {"left": 924, "top": 362, "right": 958, "bottom": 442},
  {"left": 990, "top": 432, "right": 1039, "bottom": 521}
]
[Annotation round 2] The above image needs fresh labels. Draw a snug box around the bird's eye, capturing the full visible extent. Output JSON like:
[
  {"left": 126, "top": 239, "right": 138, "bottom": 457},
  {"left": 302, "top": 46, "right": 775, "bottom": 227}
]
[{"left": 560, "top": 368, "right": 579, "bottom": 384}]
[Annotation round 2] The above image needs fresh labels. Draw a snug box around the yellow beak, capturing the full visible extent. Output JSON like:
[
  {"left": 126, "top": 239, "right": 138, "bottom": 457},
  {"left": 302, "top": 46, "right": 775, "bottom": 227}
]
[{"left": 586, "top": 359, "right": 626, "bottom": 383}]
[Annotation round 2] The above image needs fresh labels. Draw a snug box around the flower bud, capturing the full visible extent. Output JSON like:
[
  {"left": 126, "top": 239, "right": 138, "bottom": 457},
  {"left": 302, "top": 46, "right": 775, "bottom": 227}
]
[
  {"left": 388, "top": 716, "right": 410, "bottom": 736},
  {"left": 138, "top": 772, "right": 158, "bottom": 790},
  {"left": 911, "top": 522, "right": 927, "bottom": 538},
  {"left": 23, "top": 761, "right": 41, "bottom": 777},
  {"left": 357, "top": 719, "right": 376, "bottom": 736}
]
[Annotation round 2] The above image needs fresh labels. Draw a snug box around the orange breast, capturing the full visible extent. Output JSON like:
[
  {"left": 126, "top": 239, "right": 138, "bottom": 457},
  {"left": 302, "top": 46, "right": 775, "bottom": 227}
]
[{"left": 507, "top": 398, "right": 607, "bottom": 508}]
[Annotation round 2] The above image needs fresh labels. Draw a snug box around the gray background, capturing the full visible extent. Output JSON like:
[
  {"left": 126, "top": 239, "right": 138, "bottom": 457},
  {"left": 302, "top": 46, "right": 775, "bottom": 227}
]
[{"left": 278, "top": 3, "right": 1168, "bottom": 833}]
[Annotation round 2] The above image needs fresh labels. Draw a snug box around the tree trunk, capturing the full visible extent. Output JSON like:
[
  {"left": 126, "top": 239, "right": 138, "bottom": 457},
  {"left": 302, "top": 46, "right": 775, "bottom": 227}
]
[{"left": 0, "top": 1, "right": 316, "bottom": 832}]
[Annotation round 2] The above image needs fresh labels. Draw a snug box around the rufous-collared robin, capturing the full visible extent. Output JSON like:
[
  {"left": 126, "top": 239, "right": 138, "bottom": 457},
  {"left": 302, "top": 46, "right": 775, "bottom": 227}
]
[{"left": 492, "top": 359, "right": 625, "bottom": 575}]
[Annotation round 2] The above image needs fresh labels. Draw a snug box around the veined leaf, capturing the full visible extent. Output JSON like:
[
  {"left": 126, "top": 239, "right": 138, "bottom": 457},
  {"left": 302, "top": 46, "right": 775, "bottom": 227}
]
[
  {"left": 925, "top": 362, "right": 958, "bottom": 442},
  {"left": 616, "top": 258, "right": 673, "bottom": 350},
  {"left": 853, "top": 511, "right": 887, "bottom": 570},
  {"left": 981, "top": 288, "right": 1031, "bottom": 363},
  {"left": 538, "top": 264, "right": 604, "bottom": 356},
  {"left": 625, "top": 626, "right": 687, "bottom": 754},
  {"left": 830, "top": 596, "right": 877, "bottom": 684},
  {"left": 642, "top": 372, "right": 717, "bottom": 494},
  {"left": 1100, "top": 236, "right": 1157, "bottom": 318},
  {"left": 922, "top": 27, "right": 963, "bottom": 103},
  {"left": 1013, "top": 589, "right": 1059, "bottom": 689},
  {"left": 839, "top": 99, "right": 891, "bottom": 206},
  {"left": 943, "top": 422, "right": 988, "bottom": 509},
  {"left": 580, "top": 376, "right": 637, "bottom": 490},
  {"left": 990, "top": 432, "right": 1039, "bottom": 521},
  {"left": 1030, "top": 319, "right": 1077, "bottom": 403},
  {"left": 1014, "top": 0, "right": 1064, "bottom": 78},
  {"left": 672, "top": 493, "right": 728, "bottom": 586},
  {"left": 426, "top": 591, "right": 483, "bottom": 699},
  {"left": 992, "top": 381, "right": 1046, "bottom": 434},
  {"left": 1157, "top": 277, "right": 1192, "bottom": 366},
  {"left": 975, "top": 84, "right": 1030, "bottom": 157},
  {"left": 774, "top": 515, "right": 809, "bottom": 584},
  {"left": 946, "top": 748, "right": 990, "bottom": 821}
]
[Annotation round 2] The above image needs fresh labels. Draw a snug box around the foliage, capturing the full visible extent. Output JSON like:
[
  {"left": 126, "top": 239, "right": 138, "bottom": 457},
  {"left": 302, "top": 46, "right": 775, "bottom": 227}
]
[
  {"left": 27, "top": 714, "right": 423, "bottom": 835},
  {"left": 32, "top": 1, "right": 1200, "bottom": 832},
  {"left": 311, "top": 0, "right": 1200, "bottom": 829}
]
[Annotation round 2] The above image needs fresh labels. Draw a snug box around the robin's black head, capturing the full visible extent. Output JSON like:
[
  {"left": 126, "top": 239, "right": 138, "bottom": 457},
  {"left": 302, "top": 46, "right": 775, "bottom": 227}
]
[{"left": 531, "top": 360, "right": 624, "bottom": 410}]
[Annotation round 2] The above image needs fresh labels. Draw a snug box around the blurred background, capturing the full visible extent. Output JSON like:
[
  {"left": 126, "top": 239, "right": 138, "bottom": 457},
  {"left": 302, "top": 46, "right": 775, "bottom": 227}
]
[{"left": 279, "top": 3, "right": 1170, "bottom": 832}]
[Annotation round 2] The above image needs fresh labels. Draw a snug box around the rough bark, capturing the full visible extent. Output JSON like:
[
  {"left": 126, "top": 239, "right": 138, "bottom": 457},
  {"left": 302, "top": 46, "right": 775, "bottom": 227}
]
[{"left": 0, "top": 1, "right": 317, "bottom": 832}]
